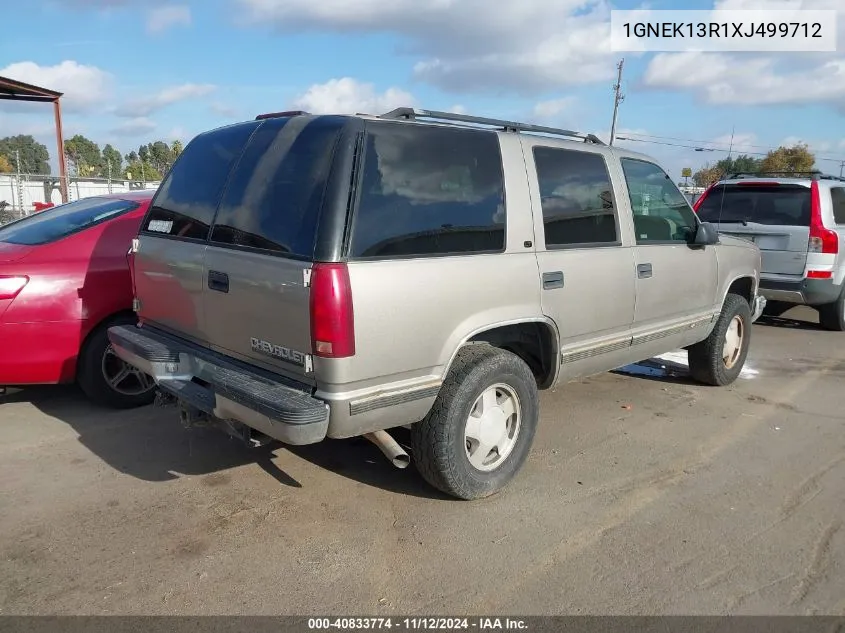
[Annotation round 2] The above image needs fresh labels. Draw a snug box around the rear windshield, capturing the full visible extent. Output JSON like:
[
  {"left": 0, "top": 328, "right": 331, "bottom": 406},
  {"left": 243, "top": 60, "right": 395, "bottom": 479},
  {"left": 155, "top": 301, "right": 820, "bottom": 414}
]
[
  {"left": 0, "top": 197, "right": 139, "bottom": 246},
  {"left": 696, "top": 184, "right": 811, "bottom": 226}
]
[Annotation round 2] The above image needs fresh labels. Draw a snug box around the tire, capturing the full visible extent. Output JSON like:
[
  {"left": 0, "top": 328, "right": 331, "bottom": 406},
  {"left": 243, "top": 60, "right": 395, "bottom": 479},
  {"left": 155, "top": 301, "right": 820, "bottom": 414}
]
[
  {"left": 77, "top": 316, "right": 156, "bottom": 409},
  {"left": 410, "top": 344, "right": 539, "bottom": 500},
  {"left": 817, "top": 288, "right": 845, "bottom": 332},
  {"left": 762, "top": 300, "right": 791, "bottom": 318},
  {"left": 688, "top": 294, "right": 752, "bottom": 387}
]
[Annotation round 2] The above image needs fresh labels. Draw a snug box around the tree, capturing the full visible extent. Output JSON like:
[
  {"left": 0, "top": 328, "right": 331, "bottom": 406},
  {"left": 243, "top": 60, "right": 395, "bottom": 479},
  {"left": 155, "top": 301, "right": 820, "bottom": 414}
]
[
  {"left": 0, "top": 154, "right": 12, "bottom": 173},
  {"left": 692, "top": 164, "right": 724, "bottom": 187},
  {"left": 102, "top": 144, "right": 123, "bottom": 176},
  {"left": 123, "top": 159, "right": 162, "bottom": 182},
  {"left": 171, "top": 140, "right": 183, "bottom": 157},
  {"left": 64, "top": 134, "right": 104, "bottom": 177},
  {"left": 716, "top": 154, "right": 762, "bottom": 177},
  {"left": 760, "top": 144, "right": 815, "bottom": 174},
  {"left": 691, "top": 154, "right": 764, "bottom": 187},
  {"left": 0, "top": 135, "right": 50, "bottom": 174},
  {"left": 148, "top": 140, "right": 173, "bottom": 174}
]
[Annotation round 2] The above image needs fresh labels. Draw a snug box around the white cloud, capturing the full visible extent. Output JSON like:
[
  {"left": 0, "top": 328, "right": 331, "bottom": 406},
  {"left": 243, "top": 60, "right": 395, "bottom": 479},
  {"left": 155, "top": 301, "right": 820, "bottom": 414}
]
[
  {"left": 235, "top": 0, "right": 618, "bottom": 94},
  {"left": 643, "top": 52, "right": 845, "bottom": 106},
  {"left": 209, "top": 102, "right": 238, "bottom": 118},
  {"left": 116, "top": 83, "right": 216, "bottom": 117},
  {"left": 167, "top": 126, "right": 194, "bottom": 144},
  {"left": 291, "top": 78, "right": 415, "bottom": 114},
  {"left": 0, "top": 60, "right": 111, "bottom": 112},
  {"left": 147, "top": 5, "right": 192, "bottom": 33},
  {"left": 532, "top": 97, "right": 577, "bottom": 120},
  {"left": 642, "top": 0, "right": 845, "bottom": 109},
  {"left": 111, "top": 117, "right": 156, "bottom": 136}
]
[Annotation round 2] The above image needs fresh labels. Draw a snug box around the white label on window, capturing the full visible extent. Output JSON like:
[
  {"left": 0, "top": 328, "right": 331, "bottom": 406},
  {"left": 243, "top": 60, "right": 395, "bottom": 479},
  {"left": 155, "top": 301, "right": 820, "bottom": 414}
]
[{"left": 148, "top": 220, "right": 173, "bottom": 234}]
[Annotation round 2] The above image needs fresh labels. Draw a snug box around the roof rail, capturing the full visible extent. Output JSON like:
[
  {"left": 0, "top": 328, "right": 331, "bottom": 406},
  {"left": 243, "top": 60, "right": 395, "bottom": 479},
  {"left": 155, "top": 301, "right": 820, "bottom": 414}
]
[
  {"left": 378, "top": 107, "right": 605, "bottom": 145},
  {"left": 728, "top": 170, "right": 833, "bottom": 181}
]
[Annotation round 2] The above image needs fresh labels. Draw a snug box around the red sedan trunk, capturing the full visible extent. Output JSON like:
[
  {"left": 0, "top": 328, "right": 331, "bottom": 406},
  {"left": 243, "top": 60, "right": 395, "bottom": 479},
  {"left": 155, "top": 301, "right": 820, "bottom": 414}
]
[{"left": 0, "top": 190, "right": 155, "bottom": 406}]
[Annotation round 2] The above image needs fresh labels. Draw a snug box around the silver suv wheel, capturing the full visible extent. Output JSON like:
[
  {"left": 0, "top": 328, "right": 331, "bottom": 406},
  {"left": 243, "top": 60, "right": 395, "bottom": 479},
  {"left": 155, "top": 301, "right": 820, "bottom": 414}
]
[{"left": 464, "top": 383, "right": 521, "bottom": 472}]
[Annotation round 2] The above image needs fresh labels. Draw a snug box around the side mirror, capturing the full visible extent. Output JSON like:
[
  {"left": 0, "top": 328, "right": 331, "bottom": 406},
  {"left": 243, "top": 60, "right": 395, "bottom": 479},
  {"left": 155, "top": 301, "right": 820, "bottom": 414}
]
[{"left": 693, "top": 221, "right": 719, "bottom": 246}]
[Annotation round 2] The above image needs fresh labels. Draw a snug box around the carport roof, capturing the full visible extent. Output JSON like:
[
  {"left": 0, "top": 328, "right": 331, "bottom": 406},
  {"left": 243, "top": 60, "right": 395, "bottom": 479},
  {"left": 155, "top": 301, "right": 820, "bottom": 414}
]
[{"left": 0, "top": 76, "right": 63, "bottom": 102}]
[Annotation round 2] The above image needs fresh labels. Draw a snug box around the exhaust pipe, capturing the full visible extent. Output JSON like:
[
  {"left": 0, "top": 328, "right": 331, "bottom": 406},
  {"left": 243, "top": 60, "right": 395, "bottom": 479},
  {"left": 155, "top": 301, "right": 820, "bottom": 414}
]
[{"left": 364, "top": 430, "right": 410, "bottom": 469}]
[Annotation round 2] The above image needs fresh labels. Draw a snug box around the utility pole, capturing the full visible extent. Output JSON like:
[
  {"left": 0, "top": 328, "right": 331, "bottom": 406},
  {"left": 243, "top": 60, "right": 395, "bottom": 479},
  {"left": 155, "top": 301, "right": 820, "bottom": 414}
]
[
  {"left": 840, "top": 160, "right": 844, "bottom": 178},
  {"left": 609, "top": 58, "right": 625, "bottom": 146}
]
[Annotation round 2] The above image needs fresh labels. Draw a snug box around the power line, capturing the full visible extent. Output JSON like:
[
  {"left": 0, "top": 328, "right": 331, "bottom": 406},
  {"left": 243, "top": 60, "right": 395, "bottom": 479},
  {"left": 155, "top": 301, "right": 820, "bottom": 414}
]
[
  {"left": 618, "top": 132, "right": 845, "bottom": 163},
  {"left": 615, "top": 135, "right": 845, "bottom": 163}
]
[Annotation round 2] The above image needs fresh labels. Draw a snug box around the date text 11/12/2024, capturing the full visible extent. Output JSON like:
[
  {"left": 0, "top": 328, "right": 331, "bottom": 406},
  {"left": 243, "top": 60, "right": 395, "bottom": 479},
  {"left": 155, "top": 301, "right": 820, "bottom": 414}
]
[{"left": 307, "top": 618, "right": 528, "bottom": 630}]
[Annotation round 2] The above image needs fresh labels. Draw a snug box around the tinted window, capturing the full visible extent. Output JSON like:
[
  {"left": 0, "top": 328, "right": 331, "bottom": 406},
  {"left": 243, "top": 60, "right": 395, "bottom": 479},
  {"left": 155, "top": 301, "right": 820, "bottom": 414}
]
[
  {"left": 0, "top": 197, "right": 138, "bottom": 246},
  {"left": 211, "top": 116, "right": 343, "bottom": 258},
  {"left": 696, "top": 184, "right": 811, "bottom": 226},
  {"left": 349, "top": 122, "right": 505, "bottom": 258},
  {"left": 621, "top": 158, "right": 697, "bottom": 243},
  {"left": 533, "top": 147, "right": 617, "bottom": 247},
  {"left": 831, "top": 187, "right": 845, "bottom": 224},
  {"left": 143, "top": 121, "right": 259, "bottom": 241}
]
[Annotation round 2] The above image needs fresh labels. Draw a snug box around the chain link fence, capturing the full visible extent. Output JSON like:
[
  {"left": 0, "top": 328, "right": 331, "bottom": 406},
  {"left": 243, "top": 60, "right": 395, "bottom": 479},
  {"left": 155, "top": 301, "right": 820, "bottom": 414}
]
[{"left": 0, "top": 173, "right": 160, "bottom": 226}]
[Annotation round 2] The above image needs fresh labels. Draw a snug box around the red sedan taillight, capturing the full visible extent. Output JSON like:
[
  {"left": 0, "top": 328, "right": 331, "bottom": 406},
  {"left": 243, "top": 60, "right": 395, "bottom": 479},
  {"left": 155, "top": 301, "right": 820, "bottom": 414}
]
[{"left": 0, "top": 275, "right": 29, "bottom": 300}]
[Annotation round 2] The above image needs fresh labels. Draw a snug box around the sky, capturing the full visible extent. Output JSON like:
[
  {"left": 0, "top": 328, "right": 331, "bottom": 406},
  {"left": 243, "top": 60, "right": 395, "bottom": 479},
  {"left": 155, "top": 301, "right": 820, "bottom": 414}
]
[{"left": 0, "top": 0, "right": 844, "bottom": 180}]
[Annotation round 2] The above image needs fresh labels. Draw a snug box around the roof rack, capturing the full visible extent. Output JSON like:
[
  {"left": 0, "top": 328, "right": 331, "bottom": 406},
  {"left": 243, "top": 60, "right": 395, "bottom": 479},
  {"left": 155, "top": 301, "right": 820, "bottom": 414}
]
[
  {"left": 378, "top": 107, "right": 605, "bottom": 145},
  {"left": 728, "top": 170, "right": 844, "bottom": 181}
]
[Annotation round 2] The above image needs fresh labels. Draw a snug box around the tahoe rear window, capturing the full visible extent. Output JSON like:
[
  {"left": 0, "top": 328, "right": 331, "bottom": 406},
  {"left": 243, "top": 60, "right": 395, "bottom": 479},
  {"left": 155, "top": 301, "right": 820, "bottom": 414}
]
[
  {"left": 697, "top": 184, "right": 811, "bottom": 226},
  {"left": 0, "top": 197, "right": 139, "bottom": 246},
  {"left": 210, "top": 115, "right": 344, "bottom": 258}
]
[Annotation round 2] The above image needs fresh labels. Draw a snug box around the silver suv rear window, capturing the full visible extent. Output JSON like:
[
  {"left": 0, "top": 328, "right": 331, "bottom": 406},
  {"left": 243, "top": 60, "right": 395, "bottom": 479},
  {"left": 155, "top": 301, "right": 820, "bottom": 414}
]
[{"left": 697, "top": 184, "right": 811, "bottom": 226}]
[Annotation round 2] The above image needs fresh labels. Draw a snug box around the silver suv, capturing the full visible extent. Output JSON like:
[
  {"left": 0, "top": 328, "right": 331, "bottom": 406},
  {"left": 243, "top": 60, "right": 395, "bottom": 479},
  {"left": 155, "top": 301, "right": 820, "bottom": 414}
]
[
  {"left": 108, "top": 108, "right": 765, "bottom": 499},
  {"left": 695, "top": 171, "right": 845, "bottom": 330}
]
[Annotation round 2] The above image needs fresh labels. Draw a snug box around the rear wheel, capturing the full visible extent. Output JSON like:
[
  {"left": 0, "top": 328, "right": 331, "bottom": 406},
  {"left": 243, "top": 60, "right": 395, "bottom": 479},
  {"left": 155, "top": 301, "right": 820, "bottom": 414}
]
[
  {"left": 410, "top": 345, "right": 538, "bottom": 500},
  {"left": 688, "top": 294, "right": 751, "bottom": 386},
  {"left": 817, "top": 288, "right": 845, "bottom": 332},
  {"left": 77, "top": 316, "right": 156, "bottom": 409}
]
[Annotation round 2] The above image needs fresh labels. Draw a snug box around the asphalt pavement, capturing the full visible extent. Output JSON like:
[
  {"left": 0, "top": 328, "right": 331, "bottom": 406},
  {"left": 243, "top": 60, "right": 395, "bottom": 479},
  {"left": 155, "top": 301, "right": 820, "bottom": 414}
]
[{"left": 1, "top": 306, "right": 843, "bottom": 615}]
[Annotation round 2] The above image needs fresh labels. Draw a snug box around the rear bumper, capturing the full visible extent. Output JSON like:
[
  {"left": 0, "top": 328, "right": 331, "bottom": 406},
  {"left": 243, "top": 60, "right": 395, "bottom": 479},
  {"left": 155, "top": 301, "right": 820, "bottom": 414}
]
[
  {"left": 0, "top": 320, "right": 81, "bottom": 385},
  {"left": 107, "top": 324, "right": 330, "bottom": 445},
  {"left": 759, "top": 276, "right": 841, "bottom": 306}
]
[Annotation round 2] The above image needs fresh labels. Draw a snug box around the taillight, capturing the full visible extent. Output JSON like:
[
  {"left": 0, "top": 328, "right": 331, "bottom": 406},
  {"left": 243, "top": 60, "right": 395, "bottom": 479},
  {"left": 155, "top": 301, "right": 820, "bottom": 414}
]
[
  {"left": 808, "top": 181, "right": 838, "bottom": 254},
  {"left": 309, "top": 263, "right": 355, "bottom": 358},
  {"left": 0, "top": 275, "right": 29, "bottom": 300}
]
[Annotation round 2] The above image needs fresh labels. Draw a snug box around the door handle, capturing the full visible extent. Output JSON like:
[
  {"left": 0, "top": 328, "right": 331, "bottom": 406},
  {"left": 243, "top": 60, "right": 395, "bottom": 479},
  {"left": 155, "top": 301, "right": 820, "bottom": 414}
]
[
  {"left": 208, "top": 270, "right": 229, "bottom": 293},
  {"left": 542, "top": 271, "right": 564, "bottom": 290},
  {"left": 637, "top": 263, "right": 653, "bottom": 279}
]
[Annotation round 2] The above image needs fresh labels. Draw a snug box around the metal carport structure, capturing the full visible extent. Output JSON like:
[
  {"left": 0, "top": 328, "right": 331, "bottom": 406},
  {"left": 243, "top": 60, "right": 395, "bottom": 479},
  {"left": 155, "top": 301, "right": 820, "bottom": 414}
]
[{"left": 0, "top": 75, "right": 68, "bottom": 203}]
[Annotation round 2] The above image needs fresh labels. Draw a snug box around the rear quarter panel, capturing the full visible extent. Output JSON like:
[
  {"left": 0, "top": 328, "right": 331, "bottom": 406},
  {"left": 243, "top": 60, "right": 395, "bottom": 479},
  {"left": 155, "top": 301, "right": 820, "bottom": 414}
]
[
  {"left": 315, "top": 133, "right": 543, "bottom": 398},
  {"left": 714, "top": 236, "right": 762, "bottom": 308}
]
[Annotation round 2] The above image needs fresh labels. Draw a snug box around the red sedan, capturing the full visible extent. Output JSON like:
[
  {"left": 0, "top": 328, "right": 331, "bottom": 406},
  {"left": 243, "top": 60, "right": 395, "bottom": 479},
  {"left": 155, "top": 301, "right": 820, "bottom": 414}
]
[{"left": 0, "top": 190, "right": 156, "bottom": 408}]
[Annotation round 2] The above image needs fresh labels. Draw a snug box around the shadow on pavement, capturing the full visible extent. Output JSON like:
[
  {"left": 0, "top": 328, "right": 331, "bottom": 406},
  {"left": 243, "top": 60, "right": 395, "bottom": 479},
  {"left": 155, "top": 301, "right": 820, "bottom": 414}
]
[
  {"left": 3, "top": 384, "right": 446, "bottom": 499},
  {"left": 613, "top": 356, "right": 700, "bottom": 385},
  {"left": 756, "top": 315, "right": 826, "bottom": 331}
]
